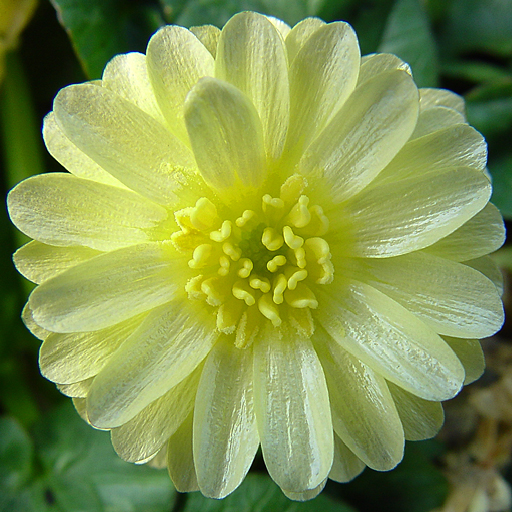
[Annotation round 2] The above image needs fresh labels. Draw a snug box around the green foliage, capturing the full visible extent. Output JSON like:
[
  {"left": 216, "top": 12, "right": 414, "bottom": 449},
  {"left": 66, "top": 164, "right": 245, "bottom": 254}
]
[{"left": 0, "top": 403, "right": 175, "bottom": 512}]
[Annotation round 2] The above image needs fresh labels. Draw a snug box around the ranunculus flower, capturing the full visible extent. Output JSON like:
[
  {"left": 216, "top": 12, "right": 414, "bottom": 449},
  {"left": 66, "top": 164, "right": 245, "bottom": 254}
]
[{"left": 7, "top": 12, "right": 505, "bottom": 501}]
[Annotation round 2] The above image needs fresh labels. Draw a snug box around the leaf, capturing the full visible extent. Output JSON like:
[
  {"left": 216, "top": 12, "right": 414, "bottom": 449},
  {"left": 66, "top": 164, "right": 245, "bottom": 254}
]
[
  {"left": 440, "top": 0, "right": 512, "bottom": 57},
  {"left": 489, "top": 154, "right": 512, "bottom": 220},
  {"left": 50, "top": 0, "right": 164, "bottom": 79},
  {"left": 379, "top": 0, "right": 438, "bottom": 87},
  {"left": 174, "top": 0, "right": 330, "bottom": 29},
  {"left": 183, "top": 472, "right": 356, "bottom": 512},
  {"left": 34, "top": 402, "right": 175, "bottom": 512}
]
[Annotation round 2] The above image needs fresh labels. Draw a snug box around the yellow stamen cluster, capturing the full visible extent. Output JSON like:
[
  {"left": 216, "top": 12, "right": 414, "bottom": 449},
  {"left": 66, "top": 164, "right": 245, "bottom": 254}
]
[{"left": 171, "top": 175, "right": 334, "bottom": 347}]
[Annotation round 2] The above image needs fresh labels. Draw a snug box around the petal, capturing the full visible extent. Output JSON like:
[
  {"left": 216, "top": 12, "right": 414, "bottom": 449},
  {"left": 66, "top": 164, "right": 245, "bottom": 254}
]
[
  {"left": 443, "top": 336, "right": 485, "bottom": 385},
  {"left": 410, "top": 106, "right": 466, "bottom": 140},
  {"left": 102, "top": 52, "right": 166, "bottom": 123},
  {"left": 58, "top": 378, "right": 94, "bottom": 398},
  {"left": 265, "top": 15, "right": 291, "bottom": 39},
  {"left": 111, "top": 366, "right": 201, "bottom": 463},
  {"left": 424, "top": 203, "right": 505, "bottom": 261},
  {"left": 329, "top": 434, "right": 365, "bottom": 483},
  {"left": 8, "top": 174, "right": 170, "bottom": 251},
  {"left": 184, "top": 77, "right": 266, "bottom": 191},
  {"left": 376, "top": 124, "right": 486, "bottom": 184},
  {"left": 216, "top": 12, "right": 289, "bottom": 161},
  {"left": 419, "top": 87, "right": 466, "bottom": 117},
  {"left": 285, "top": 17, "right": 325, "bottom": 62},
  {"left": 39, "top": 313, "right": 148, "bottom": 384},
  {"left": 190, "top": 25, "right": 220, "bottom": 58},
  {"left": 358, "top": 53, "right": 412, "bottom": 85},
  {"left": 253, "top": 324, "right": 333, "bottom": 492},
  {"left": 315, "top": 330, "right": 404, "bottom": 471},
  {"left": 146, "top": 25, "right": 214, "bottom": 143},
  {"left": 86, "top": 300, "right": 218, "bottom": 428},
  {"left": 353, "top": 251, "right": 504, "bottom": 338},
  {"left": 299, "top": 69, "right": 418, "bottom": 202},
  {"left": 387, "top": 381, "right": 444, "bottom": 441},
  {"left": 282, "top": 479, "right": 327, "bottom": 501},
  {"left": 286, "top": 22, "right": 360, "bottom": 161},
  {"left": 14, "top": 241, "right": 101, "bottom": 284},
  {"left": 22, "top": 303, "right": 51, "bottom": 340},
  {"left": 465, "top": 256, "right": 504, "bottom": 296},
  {"left": 53, "top": 83, "right": 196, "bottom": 206},
  {"left": 194, "top": 338, "right": 259, "bottom": 499},
  {"left": 342, "top": 168, "right": 491, "bottom": 257},
  {"left": 43, "top": 112, "right": 125, "bottom": 187},
  {"left": 29, "top": 242, "right": 181, "bottom": 333},
  {"left": 167, "top": 413, "right": 199, "bottom": 492},
  {"left": 315, "top": 281, "right": 465, "bottom": 401}
]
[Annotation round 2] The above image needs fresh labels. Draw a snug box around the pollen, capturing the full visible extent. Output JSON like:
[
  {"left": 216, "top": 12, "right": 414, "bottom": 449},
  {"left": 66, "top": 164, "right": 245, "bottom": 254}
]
[{"left": 171, "top": 175, "right": 334, "bottom": 347}]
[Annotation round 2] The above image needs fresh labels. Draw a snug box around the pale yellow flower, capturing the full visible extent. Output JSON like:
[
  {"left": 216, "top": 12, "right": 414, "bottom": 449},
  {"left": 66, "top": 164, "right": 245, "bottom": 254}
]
[{"left": 7, "top": 12, "right": 505, "bottom": 501}]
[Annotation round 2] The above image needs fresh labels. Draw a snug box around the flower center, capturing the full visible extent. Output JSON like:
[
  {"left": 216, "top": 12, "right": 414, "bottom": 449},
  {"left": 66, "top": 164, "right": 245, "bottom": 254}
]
[{"left": 171, "top": 175, "right": 334, "bottom": 347}]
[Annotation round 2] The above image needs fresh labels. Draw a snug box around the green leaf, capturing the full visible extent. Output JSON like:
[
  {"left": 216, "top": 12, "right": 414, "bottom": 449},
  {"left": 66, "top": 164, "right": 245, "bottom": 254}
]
[
  {"left": 489, "top": 154, "right": 512, "bottom": 220},
  {"left": 50, "top": 0, "right": 164, "bottom": 79},
  {"left": 466, "top": 96, "right": 512, "bottom": 139},
  {"left": 441, "top": 0, "right": 512, "bottom": 57},
  {"left": 379, "top": 0, "right": 439, "bottom": 87},
  {"left": 182, "top": 473, "right": 356, "bottom": 512},
  {"left": 31, "top": 402, "right": 176, "bottom": 512},
  {"left": 174, "top": 0, "right": 329, "bottom": 29}
]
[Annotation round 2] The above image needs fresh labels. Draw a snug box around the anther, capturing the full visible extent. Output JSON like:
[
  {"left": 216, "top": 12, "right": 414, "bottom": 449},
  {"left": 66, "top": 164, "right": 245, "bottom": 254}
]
[
  {"left": 235, "top": 210, "right": 256, "bottom": 228},
  {"left": 232, "top": 280, "right": 256, "bottom": 306},
  {"left": 280, "top": 174, "right": 307, "bottom": 205},
  {"left": 218, "top": 255, "right": 230, "bottom": 276},
  {"left": 190, "top": 197, "right": 218, "bottom": 231},
  {"left": 286, "top": 268, "right": 308, "bottom": 290},
  {"left": 272, "top": 274, "right": 287, "bottom": 304},
  {"left": 188, "top": 244, "right": 213, "bottom": 268},
  {"left": 249, "top": 275, "right": 271, "bottom": 293},
  {"left": 267, "top": 254, "right": 286, "bottom": 273},
  {"left": 286, "top": 196, "right": 311, "bottom": 228},
  {"left": 210, "top": 220, "right": 232, "bottom": 242},
  {"left": 237, "top": 258, "right": 253, "bottom": 278},
  {"left": 262, "top": 227, "right": 284, "bottom": 251},
  {"left": 201, "top": 277, "right": 224, "bottom": 306},
  {"left": 262, "top": 194, "right": 285, "bottom": 224},
  {"left": 284, "top": 284, "right": 318, "bottom": 309},
  {"left": 223, "top": 242, "right": 242, "bottom": 261},
  {"left": 283, "top": 226, "right": 304, "bottom": 249},
  {"left": 258, "top": 293, "right": 282, "bottom": 327}
]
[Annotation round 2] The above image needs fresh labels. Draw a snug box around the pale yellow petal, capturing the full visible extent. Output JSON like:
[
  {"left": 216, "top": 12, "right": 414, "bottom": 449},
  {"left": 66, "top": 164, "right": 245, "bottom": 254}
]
[
  {"left": 147, "top": 445, "right": 167, "bottom": 469},
  {"left": 387, "top": 382, "right": 444, "bottom": 441},
  {"left": 358, "top": 53, "right": 411, "bottom": 85},
  {"left": 190, "top": 25, "right": 220, "bottom": 58},
  {"left": 216, "top": 12, "right": 289, "bottom": 161},
  {"left": 253, "top": 324, "right": 333, "bottom": 492},
  {"left": 29, "top": 242, "right": 182, "bottom": 333},
  {"left": 465, "top": 256, "right": 504, "bottom": 296},
  {"left": 443, "top": 336, "right": 485, "bottom": 385},
  {"left": 410, "top": 106, "right": 466, "bottom": 140},
  {"left": 43, "top": 112, "right": 125, "bottom": 188},
  {"left": 14, "top": 241, "right": 100, "bottom": 284},
  {"left": 111, "top": 366, "right": 201, "bottom": 462},
  {"left": 39, "top": 313, "right": 148, "bottom": 384},
  {"left": 146, "top": 25, "right": 214, "bottom": 143},
  {"left": 376, "top": 124, "right": 486, "bottom": 184},
  {"left": 329, "top": 434, "right": 365, "bottom": 483},
  {"left": 420, "top": 87, "right": 466, "bottom": 117},
  {"left": 102, "top": 52, "right": 166, "bottom": 123},
  {"left": 282, "top": 480, "right": 327, "bottom": 501},
  {"left": 57, "top": 378, "right": 94, "bottom": 398},
  {"left": 167, "top": 413, "right": 199, "bottom": 492},
  {"left": 299, "top": 69, "right": 418, "bottom": 202},
  {"left": 8, "top": 174, "right": 170, "bottom": 251},
  {"left": 54, "top": 83, "right": 195, "bottom": 206},
  {"left": 286, "top": 21, "right": 360, "bottom": 161},
  {"left": 315, "top": 281, "right": 465, "bottom": 401},
  {"left": 194, "top": 338, "right": 259, "bottom": 499},
  {"left": 21, "top": 303, "right": 51, "bottom": 340},
  {"left": 86, "top": 301, "right": 218, "bottom": 428},
  {"left": 353, "top": 252, "right": 504, "bottom": 338},
  {"left": 316, "top": 330, "right": 404, "bottom": 471},
  {"left": 285, "top": 17, "right": 325, "bottom": 63},
  {"left": 424, "top": 203, "right": 505, "bottom": 261},
  {"left": 342, "top": 168, "right": 491, "bottom": 257},
  {"left": 184, "top": 77, "right": 266, "bottom": 191},
  {"left": 265, "top": 15, "right": 291, "bottom": 39}
]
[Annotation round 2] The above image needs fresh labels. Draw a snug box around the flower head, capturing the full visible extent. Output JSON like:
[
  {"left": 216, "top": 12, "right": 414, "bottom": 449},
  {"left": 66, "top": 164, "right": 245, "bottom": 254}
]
[{"left": 7, "top": 12, "right": 505, "bottom": 501}]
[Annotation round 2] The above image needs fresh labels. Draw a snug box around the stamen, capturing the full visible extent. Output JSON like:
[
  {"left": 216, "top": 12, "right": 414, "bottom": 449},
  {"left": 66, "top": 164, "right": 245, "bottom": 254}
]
[
  {"left": 267, "top": 254, "right": 286, "bottom": 273},
  {"left": 223, "top": 242, "right": 242, "bottom": 261},
  {"left": 232, "top": 280, "right": 256, "bottom": 306},
  {"left": 237, "top": 258, "right": 253, "bottom": 278},
  {"left": 249, "top": 275, "right": 271, "bottom": 293},
  {"left": 210, "top": 220, "right": 232, "bottom": 242},
  {"left": 284, "top": 284, "right": 318, "bottom": 309},
  {"left": 188, "top": 244, "right": 213, "bottom": 268},
  {"left": 286, "top": 196, "right": 311, "bottom": 228},
  {"left": 258, "top": 293, "right": 282, "bottom": 327},
  {"left": 283, "top": 226, "right": 304, "bottom": 249},
  {"left": 190, "top": 197, "right": 218, "bottom": 231},
  {"left": 262, "top": 227, "right": 284, "bottom": 251}
]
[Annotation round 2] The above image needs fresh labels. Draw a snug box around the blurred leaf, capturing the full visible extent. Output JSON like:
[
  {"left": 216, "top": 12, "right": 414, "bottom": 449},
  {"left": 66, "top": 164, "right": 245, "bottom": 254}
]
[
  {"left": 174, "top": 0, "right": 330, "bottom": 29},
  {"left": 489, "top": 154, "right": 512, "bottom": 220},
  {"left": 379, "top": 0, "right": 439, "bottom": 87},
  {"left": 341, "top": 441, "right": 448, "bottom": 512},
  {"left": 441, "top": 0, "right": 512, "bottom": 57},
  {"left": 33, "top": 402, "right": 176, "bottom": 512},
  {"left": 441, "top": 61, "right": 512, "bottom": 85},
  {"left": 183, "top": 473, "right": 356, "bottom": 512},
  {"left": 50, "top": 0, "right": 164, "bottom": 79},
  {"left": 466, "top": 96, "right": 512, "bottom": 138}
]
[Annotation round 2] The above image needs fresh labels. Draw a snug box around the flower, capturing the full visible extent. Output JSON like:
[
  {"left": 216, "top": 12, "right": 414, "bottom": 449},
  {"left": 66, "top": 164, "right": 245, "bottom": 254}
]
[{"left": 7, "top": 11, "right": 505, "bottom": 501}]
